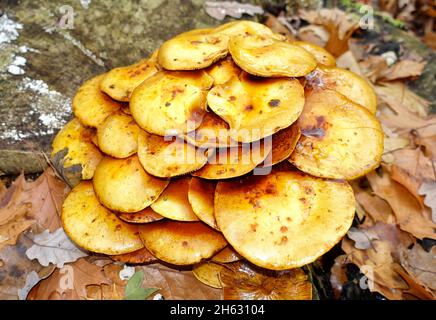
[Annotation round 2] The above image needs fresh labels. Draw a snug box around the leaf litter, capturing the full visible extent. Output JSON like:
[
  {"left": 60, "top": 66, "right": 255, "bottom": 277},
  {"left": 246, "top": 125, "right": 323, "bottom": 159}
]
[{"left": 0, "top": 4, "right": 435, "bottom": 300}]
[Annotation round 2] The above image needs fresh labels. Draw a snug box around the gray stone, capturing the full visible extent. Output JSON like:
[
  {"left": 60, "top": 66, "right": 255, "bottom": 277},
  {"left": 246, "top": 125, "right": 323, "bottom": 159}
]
[{"left": 0, "top": 0, "right": 230, "bottom": 174}]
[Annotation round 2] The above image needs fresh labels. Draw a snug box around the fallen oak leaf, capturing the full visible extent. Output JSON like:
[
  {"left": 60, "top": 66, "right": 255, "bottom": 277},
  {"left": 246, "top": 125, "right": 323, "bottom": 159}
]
[
  {"left": 342, "top": 238, "right": 408, "bottom": 296},
  {"left": 419, "top": 181, "right": 436, "bottom": 223},
  {"left": 414, "top": 123, "right": 436, "bottom": 160},
  {"left": 0, "top": 167, "right": 68, "bottom": 251},
  {"left": 395, "top": 266, "right": 435, "bottom": 300},
  {"left": 400, "top": 244, "right": 436, "bottom": 292},
  {"left": 86, "top": 263, "right": 128, "bottom": 300},
  {"left": 27, "top": 258, "right": 111, "bottom": 300},
  {"left": 379, "top": 60, "right": 426, "bottom": 81},
  {"left": 352, "top": 182, "right": 396, "bottom": 224},
  {"left": 17, "top": 271, "right": 40, "bottom": 300},
  {"left": 367, "top": 169, "right": 436, "bottom": 240},
  {"left": 0, "top": 232, "right": 55, "bottom": 300},
  {"left": 26, "top": 167, "right": 69, "bottom": 232},
  {"left": 25, "top": 228, "right": 87, "bottom": 268},
  {"left": 390, "top": 148, "right": 436, "bottom": 204}
]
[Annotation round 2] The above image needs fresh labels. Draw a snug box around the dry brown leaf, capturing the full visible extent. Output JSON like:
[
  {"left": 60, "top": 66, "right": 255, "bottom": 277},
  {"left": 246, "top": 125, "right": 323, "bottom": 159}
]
[
  {"left": 329, "top": 255, "right": 348, "bottom": 299},
  {"left": 376, "top": 81, "right": 432, "bottom": 121},
  {"left": 390, "top": 148, "right": 436, "bottom": 203},
  {"left": 359, "top": 55, "right": 389, "bottom": 83},
  {"left": 138, "top": 264, "right": 222, "bottom": 300},
  {"left": 0, "top": 168, "right": 69, "bottom": 250},
  {"left": 300, "top": 8, "right": 359, "bottom": 57},
  {"left": 86, "top": 263, "right": 126, "bottom": 300},
  {"left": 419, "top": 181, "right": 436, "bottom": 223},
  {"left": 0, "top": 233, "right": 55, "bottom": 300},
  {"left": 26, "top": 168, "right": 69, "bottom": 232},
  {"left": 414, "top": 123, "right": 436, "bottom": 160},
  {"left": 342, "top": 239, "right": 408, "bottom": 292},
  {"left": 400, "top": 245, "right": 436, "bottom": 291},
  {"left": 220, "top": 261, "right": 312, "bottom": 300},
  {"left": 28, "top": 258, "right": 111, "bottom": 300},
  {"left": 264, "top": 13, "right": 294, "bottom": 39},
  {"left": 352, "top": 182, "right": 396, "bottom": 224},
  {"left": 341, "top": 219, "right": 417, "bottom": 300},
  {"left": 0, "top": 175, "right": 35, "bottom": 250},
  {"left": 395, "top": 266, "right": 435, "bottom": 300},
  {"left": 379, "top": 60, "right": 426, "bottom": 81},
  {"left": 367, "top": 170, "right": 436, "bottom": 240},
  {"left": 297, "top": 25, "right": 329, "bottom": 47}
]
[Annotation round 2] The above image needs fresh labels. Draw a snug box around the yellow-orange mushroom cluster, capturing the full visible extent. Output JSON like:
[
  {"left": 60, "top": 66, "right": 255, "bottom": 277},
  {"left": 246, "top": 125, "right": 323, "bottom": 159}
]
[{"left": 52, "top": 21, "right": 383, "bottom": 295}]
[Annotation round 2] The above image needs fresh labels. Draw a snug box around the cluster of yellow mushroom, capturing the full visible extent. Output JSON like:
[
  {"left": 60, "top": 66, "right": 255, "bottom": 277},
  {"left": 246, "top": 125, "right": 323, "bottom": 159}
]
[{"left": 53, "top": 21, "right": 383, "bottom": 283}]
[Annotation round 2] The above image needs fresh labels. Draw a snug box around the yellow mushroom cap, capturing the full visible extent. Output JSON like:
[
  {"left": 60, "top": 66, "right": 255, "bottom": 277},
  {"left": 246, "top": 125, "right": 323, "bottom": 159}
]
[
  {"left": 97, "top": 112, "right": 140, "bottom": 159},
  {"left": 207, "top": 72, "right": 305, "bottom": 142},
  {"left": 289, "top": 89, "right": 383, "bottom": 180},
  {"left": 61, "top": 181, "right": 144, "bottom": 255},
  {"left": 306, "top": 66, "right": 377, "bottom": 113},
  {"left": 215, "top": 170, "right": 355, "bottom": 270},
  {"left": 188, "top": 177, "right": 218, "bottom": 229},
  {"left": 206, "top": 56, "right": 242, "bottom": 86},
  {"left": 150, "top": 177, "right": 199, "bottom": 222},
  {"left": 117, "top": 207, "right": 164, "bottom": 224},
  {"left": 130, "top": 70, "right": 214, "bottom": 136},
  {"left": 269, "top": 123, "right": 301, "bottom": 166},
  {"left": 139, "top": 220, "right": 227, "bottom": 265},
  {"left": 93, "top": 156, "right": 169, "bottom": 213},
  {"left": 192, "top": 139, "right": 272, "bottom": 180},
  {"left": 213, "top": 20, "right": 285, "bottom": 40},
  {"left": 51, "top": 118, "right": 103, "bottom": 180},
  {"left": 183, "top": 111, "right": 238, "bottom": 148},
  {"left": 211, "top": 246, "right": 242, "bottom": 263},
  {"left": 100, "top": 53, "right": 160, "bottom": 102},
  {"left": 73, "top": 74, "right": 123, "bottom": 127},
  {"left": 137, "top": 130, "right": 209, "bottom": 178},
  {"left": 193, "top": 262, "right": 224, "bottom": 289},
  {"left": 158, "top": 28, "right": 229, "bottom": 70},
  {"left": 292, "top": 41, "right": 336, "bottom": 67},
  {"left": 229, "top": 34, "right": 317, "bottom": 77}
]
